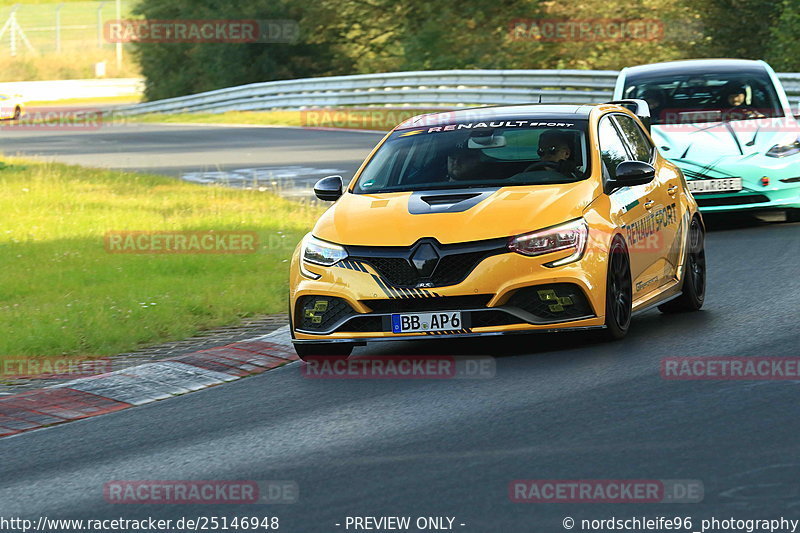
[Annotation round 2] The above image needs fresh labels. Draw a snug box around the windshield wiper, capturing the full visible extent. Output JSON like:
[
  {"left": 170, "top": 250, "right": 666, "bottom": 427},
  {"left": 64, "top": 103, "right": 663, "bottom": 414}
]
[
  {"left": 747, "top": 125, "right": 760, "bottom": 147},
  {"left": 722, "top": 122, "right": 744, "bottom": 155}
]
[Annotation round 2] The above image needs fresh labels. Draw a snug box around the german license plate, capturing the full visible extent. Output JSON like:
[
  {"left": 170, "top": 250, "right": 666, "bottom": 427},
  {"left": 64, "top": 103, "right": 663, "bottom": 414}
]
[
  {"left": 391, "top": 312, "right": 462, "bottom": 333},
  {"left": 687, "top": 178, "right": 743, "bottom": 194}
]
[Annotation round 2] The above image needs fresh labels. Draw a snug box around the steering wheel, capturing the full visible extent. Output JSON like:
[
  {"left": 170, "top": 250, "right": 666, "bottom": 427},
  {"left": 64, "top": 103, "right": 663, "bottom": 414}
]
[
  {"left": 524, "top": 160, "right": 561, "bottom": 172},
  {"left": 720, "top": 105, "right": 764, "bottom": 119}
]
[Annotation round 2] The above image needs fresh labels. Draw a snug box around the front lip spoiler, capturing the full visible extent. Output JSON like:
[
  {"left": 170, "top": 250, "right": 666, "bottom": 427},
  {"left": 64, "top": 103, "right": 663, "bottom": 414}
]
[
  {"left": 292, "top": 324, "right": 605, "bottom": 344},
  {"left": 295, "top": 307, "right": 596, "bottom": 336}
]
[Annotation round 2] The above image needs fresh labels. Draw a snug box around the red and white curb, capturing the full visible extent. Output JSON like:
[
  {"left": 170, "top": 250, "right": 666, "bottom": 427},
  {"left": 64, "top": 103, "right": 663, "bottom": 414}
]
[{"left": 0, "top": 326, "right": 296, "bottom": 438}]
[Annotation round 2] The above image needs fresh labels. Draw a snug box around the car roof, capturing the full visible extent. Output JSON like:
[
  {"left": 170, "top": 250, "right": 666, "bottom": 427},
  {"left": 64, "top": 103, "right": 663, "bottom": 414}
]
[
  {"left": 621, "top": 58, "right": 768, "bottom": 78},
  {"left": 397, "top": 104, "right": 601, "bottom": 130}
]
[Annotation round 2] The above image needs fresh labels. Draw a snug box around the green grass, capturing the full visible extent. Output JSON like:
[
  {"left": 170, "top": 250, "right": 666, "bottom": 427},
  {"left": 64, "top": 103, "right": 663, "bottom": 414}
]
[
  {"left": 0, "top": 159, "right": 323, "bottom": 358},
  {"left": 0, "top": 0, "right": 95, "bottom": 5},
  {"left": 128, "top": 108, "right": 446, "bottom": 131},
  {"left": 27, "top": 94, "right": 142, "bottom": 106}
]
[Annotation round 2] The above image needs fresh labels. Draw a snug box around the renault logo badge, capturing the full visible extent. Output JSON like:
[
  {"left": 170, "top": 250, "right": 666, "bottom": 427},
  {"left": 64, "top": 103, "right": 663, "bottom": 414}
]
[{"left": 409, "top": 243, "right": 440, "bottom": 277}]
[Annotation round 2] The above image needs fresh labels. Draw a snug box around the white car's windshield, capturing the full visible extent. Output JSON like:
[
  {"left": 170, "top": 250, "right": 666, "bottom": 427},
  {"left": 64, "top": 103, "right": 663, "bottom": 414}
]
[
  {"left": 623, "top": 69, "right": 784, "bottom": 124},
  {"left": 353, "top": 119, "right": 590, "bottom": 194}
]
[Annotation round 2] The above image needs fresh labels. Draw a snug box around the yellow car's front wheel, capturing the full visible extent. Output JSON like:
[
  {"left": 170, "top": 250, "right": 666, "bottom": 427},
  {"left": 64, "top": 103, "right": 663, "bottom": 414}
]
[
  {"left": 659, "top": 217, "right": 706, "bottom": 313},
  {"left": 603, "top": 237, "right": 632, "bottom": 340}
]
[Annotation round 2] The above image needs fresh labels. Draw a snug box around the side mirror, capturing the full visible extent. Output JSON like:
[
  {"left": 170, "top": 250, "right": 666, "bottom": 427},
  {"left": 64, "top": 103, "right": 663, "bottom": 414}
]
[
  {"left": 313, "top": 175, "right": 343, "bottom": 201},
  {"left": 605, "top": 161, "right": 655, "bottom": 194}
]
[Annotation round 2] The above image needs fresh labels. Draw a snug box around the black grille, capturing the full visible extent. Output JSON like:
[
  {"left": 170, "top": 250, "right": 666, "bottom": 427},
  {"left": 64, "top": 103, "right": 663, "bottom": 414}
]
[
  {"left": 506, "top": 284, "right": 593, "bottom": 321},
  {"left": 470, "top": 310, "right": 526, "bottom": 328},
  {"left": 347, "top": 237, "right": 507, "bottom": 288},
  {"left": 296, "top": 296, "right": 355, "bottom": 332},
  {"left": 695, "top": 194, "right": 769, "bottom": 207},
  {"left": 432, "top": 252, "right": 495, "bottom": 285},
  {"left": 362, "top": 295, "right": 492, "bottom": 313},
  {"left": 359, "top": 252, "right": 495, "bottom": 287},
  {"left": 336, "top": 316, "right": 384, "bottom": 333},
  {"left": 365, "top": 258, "right": 418, "bottom": 286}
]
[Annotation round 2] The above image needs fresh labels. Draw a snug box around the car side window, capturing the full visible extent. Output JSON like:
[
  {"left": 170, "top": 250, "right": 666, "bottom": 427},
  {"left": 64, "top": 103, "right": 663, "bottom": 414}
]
[
  {"left": 598, "top": 117, "right": 630, "bottom": 179},
  {"left": 613, "top": 114, "right": 654, "bottom": 162}
]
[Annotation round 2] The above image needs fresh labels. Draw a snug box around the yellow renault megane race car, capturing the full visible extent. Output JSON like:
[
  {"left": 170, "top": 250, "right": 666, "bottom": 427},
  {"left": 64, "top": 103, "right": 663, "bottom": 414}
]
[{"left": 289, "top": 102, "right": 706, "bottom": 358}]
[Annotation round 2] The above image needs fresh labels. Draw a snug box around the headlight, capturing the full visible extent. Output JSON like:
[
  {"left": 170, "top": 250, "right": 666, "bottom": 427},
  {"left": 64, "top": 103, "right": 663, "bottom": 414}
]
[
  {"left": 508, "top": 219, "right": 588, "bottom": 267},
  {"left": 301, "top": 234, "right": 347, "bottom": 266},
  {"left": 766, "top": 138, "right": 800, "bottom": 158}
]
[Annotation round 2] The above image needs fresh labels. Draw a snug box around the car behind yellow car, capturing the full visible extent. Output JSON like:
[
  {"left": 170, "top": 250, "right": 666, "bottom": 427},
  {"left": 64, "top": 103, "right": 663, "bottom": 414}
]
[
  {"left": 289, "top": 102, "right": 706, "bottom": 359},
  {"left": 0, "top": 93, "right": 25, "bottom": 121}
]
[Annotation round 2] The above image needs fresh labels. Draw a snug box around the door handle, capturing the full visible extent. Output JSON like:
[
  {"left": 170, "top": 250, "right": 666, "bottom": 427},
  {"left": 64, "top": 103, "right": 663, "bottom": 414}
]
[
  {"left": 644, "top": 200, "right": 655, "bottom": 210},
  {"left": 667, "top": 185, "right": 679, "bottom": 196}
]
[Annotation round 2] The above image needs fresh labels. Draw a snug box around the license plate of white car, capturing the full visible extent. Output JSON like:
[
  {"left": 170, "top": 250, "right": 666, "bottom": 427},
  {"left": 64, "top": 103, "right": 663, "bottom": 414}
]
[{"left": 687, "top": 178, "right": 743, "bottom": 194}]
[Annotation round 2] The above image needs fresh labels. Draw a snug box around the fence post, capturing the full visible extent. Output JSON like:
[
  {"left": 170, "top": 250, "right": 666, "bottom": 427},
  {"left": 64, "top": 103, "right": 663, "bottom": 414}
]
[
  {"left": 56, "top": 3, "right": 64, "bottom": 53},
  {"left": 10, "top": 5, "right": 18, "bottom": 57},
  {"left": 115, "top": 0, "right": 122, "bottom": 69},
  {"left": 97, "top": 1, "right": 106, "bottom": 48}
]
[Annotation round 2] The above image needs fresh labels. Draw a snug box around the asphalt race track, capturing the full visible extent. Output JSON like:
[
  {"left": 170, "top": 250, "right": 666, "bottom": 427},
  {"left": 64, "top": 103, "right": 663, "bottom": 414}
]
[
  {"left": 0, "top": 122, "right": 384, "bottom": 197},
  {"left": 1, "top": 126, "right": 800, "bottom": 530}
]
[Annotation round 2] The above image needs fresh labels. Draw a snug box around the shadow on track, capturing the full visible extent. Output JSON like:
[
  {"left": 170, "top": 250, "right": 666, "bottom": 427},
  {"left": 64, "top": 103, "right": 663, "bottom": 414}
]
[{"left": 702, "top": 210, "right": 794, "bottom": 232}]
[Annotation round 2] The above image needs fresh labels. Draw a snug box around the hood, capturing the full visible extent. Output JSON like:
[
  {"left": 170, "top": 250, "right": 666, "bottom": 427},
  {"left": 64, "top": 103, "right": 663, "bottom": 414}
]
[
  {"left": 313, "top": 181, "right": 599, "bottom": 247},
  {"left": 652, "top": 118, "right": 800, "bottom": 178}
]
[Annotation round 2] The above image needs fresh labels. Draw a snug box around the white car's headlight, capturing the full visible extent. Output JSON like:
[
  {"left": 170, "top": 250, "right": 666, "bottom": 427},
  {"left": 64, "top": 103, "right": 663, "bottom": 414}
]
[
  {"left": 766, "top": 138, "right": 800, "bottom": 158},
  {"left": 301, "top": 234, "right": 348, "bottom": 266},
  {"left": 508, "top": 219, "right": 588, "bottom": 267}
]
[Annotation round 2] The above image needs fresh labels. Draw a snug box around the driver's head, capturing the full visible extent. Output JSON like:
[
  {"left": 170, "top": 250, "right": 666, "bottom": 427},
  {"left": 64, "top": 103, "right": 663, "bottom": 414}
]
[
  {"left": 447, "top": 148, "right": 481, "bottom": 180},
  {"left": 538, "top": 131, "right": 572, "bottom": 162},
  {"left": 642, "top": 88, "right": 665, "bottom": 111},
  {"left": 723, "top": 84, "right": 747, "bottom": 107}
]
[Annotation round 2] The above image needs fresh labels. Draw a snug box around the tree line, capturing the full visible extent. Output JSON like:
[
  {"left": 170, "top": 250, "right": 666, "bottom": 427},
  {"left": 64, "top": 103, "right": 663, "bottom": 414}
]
[{"left": 133, "top": 0, "right": 800, "bottom": 101}]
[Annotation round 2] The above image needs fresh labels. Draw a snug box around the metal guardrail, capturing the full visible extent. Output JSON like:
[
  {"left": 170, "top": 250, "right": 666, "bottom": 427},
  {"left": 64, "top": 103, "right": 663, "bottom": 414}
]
[
  {"left": 115, "top": 70, "right": 620, "bottom": 116},
  {"left": 776, "top": 73, "right": 800, "bottom": 100},
  {"left": 115, "top": 70, "right": 800, "bottom": 116}
]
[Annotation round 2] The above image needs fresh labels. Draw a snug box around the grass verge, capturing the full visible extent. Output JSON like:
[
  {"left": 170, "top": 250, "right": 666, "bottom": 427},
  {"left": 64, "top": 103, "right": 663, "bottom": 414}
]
[
  {"left": 0, "top": 159, "right": 323, "bottom": 358},
  {"left": 127, "top": 108, "right": 445, "bottom": 131},
  {"left": 0, "top": 50, "right": 140, "bottom": 82},
  {"left": 26, "top": 95, "right": 142, "bottom": 107}
]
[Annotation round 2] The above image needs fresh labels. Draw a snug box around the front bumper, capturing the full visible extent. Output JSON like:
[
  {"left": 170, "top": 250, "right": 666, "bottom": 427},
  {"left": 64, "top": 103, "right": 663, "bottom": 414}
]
[
  {"left": 290, "top": 244, "right": 609, "bottom": 343},
  {"left": 690, "top": 181, "right": 800, "bottom": 213},
  {"left": 292, "top": 324, "right": 605, "bottom": 344}
]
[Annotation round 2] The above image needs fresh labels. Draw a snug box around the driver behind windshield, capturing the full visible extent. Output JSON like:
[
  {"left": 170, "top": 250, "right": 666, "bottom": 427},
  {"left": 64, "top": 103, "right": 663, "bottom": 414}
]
[
  {"left": 523, "top": 130, "right": 581, "bottom": 179},
  {"left": 641, "top": 88, "right": 666, "bottom": 120},
  {"left": 446, "top": 147, "right": 483, "bottom": 181},
  {"left": 720, "top": 83, "right": 765, "bottom": 119}
]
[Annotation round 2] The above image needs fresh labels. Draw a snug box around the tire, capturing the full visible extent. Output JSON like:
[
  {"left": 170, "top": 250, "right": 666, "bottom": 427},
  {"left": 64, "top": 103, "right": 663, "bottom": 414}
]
[
  {"left": 658, "top": 216, "right": 706, "bottom": 313},
  {"left": 786, "top": 209, "right": 800, "bottom": 223},
  {"left": 602, "top": 237, "right": 632, "bottom": 340},
  {"left": 294, "top": 342, "right": 354, "bottom": 362}
]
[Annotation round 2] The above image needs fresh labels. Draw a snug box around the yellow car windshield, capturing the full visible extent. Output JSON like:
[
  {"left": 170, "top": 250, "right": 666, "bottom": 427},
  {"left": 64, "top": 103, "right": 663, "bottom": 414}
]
[{"left": 354, "top": 120, "right": 590, "bottom": 194}]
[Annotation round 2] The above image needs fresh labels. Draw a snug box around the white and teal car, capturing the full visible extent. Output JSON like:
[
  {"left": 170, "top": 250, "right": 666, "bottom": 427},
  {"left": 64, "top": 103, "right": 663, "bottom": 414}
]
[{"left": 615, "top": 59, "right": 800, "bottom": 221}]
